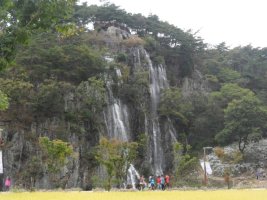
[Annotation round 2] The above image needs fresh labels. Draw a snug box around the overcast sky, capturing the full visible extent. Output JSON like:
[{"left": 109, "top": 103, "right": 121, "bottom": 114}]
[{"left": 80, "top": 0, "right": 267, "bottom": 48}]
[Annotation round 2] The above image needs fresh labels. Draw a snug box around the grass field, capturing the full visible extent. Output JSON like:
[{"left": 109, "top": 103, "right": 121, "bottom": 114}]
[{"left": 0, "top": 190, "right": 267, "bottom": 200}]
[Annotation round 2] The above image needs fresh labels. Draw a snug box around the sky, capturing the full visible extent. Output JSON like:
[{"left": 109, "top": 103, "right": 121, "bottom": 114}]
[{"left": 80, "top": 0, "right": 267, "bottom": 48}]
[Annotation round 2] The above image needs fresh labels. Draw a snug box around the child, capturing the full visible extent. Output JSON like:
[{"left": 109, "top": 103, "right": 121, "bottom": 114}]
[{"left": 5, "top": 177, "right": 11, "bottom": 191}]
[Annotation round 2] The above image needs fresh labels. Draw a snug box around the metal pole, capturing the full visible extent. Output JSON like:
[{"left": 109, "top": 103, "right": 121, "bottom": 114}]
[
  {"left": 203, "top": 147, "right": 207, "bottom": 185},
  {"left": 203, "top": 147, "right": 213, "bottom": 186}
]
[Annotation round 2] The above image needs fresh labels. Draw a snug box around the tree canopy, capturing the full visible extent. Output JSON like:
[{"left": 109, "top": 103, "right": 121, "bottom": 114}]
[
  {"left": 0, "top": 0, "right": 77, "bottom": 70},
  {"left": 216, "top": 94, "right": 267, "bottom": 153}
]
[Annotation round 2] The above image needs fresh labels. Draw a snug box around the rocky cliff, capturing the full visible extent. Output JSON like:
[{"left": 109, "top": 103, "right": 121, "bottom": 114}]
[{"left": 0, "top": 26, "right": 207, "bottom": 189}]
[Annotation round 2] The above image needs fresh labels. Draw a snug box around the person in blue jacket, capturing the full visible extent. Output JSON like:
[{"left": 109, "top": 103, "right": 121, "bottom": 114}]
[{"left": 160, "top": 175, "right": 165, "bottom": 190}]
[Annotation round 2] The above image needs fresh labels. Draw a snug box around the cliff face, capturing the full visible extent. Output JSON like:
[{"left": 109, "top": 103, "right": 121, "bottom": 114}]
[{"left": 0, "top": 26, "right": 210, "bottom": 189}]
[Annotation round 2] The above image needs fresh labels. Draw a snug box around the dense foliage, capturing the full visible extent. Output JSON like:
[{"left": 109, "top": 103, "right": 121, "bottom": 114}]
[
  {"left": 39, "top": 136, "right": 73, "bottom": 174},
  {"left": 1, "top": 1, "right": 267, "bottom": 189},
  {"left": 94, "top": 137, "right": 138, "bottom": 190},
  {"left": 0, "top": 0, "right": 77, "bottom": 70}
]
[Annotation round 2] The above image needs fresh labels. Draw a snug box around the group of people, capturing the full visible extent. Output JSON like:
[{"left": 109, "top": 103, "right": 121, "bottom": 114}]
[{"left": 137, "top": 174, "right": 170, "bottom": 191}]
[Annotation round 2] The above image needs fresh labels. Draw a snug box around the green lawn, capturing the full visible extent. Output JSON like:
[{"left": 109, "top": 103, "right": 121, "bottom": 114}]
[{"left": 0, "top": 190, "right": 267, "bottom": 200}]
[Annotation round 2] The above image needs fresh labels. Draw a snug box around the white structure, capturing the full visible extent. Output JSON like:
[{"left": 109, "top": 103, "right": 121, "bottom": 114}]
[{"left": 200, "top": 160, "right": 212, "bottom": 175}]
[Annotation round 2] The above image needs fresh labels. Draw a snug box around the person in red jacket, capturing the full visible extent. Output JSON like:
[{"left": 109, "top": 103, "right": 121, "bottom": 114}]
[
  {"left": 156, "top": 176, "right": 161, "bottom": 190},
  {"left": 165, "top": 174, "right": 170, "bottom": 189}
]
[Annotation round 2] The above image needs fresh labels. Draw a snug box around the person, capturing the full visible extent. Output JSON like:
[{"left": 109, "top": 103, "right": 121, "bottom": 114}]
[
  {"left": 160, "top": 175, "right": 165, "bottom": 191},
  {"left": 139, "top": 175, "right": 146, "bottom": 191},
  {"left": 256, "top": 170, "right": 260, "bottom": 180},
  {"left": 5, "top": 177, "right": 11, "bottom": 191},
  {"left": 156, "top": 176, "right": 161, "bottom": 190},
  {"left": 149, "top": 176, "right": 155, "bottom": 190},
  {"left": 165, "top": 174, "right": 170, "bottom": 189}
]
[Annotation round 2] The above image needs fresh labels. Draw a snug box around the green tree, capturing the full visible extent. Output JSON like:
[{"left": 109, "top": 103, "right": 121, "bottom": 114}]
[
  {"left": 0, "top": 0, "right": 77, "bottom": 111},
  {"left": 217, "top": 67, "right": 242, "bottom": 83},
  {"left": 15, "top": 33, "right": 105, "bottom": 84},
  {"left": 0, "top": 90, "right": 9, "bottom": 110},
  {"left": 76, "top": 77, "right": 106, "bottom": 120},
  {"left": 159, "top": 87, "right": 192, "bottom": 145},
  {"left": 172, "top": 142, "right": 197, "bottom": 186},
  {"left": 211, "top": 83, "right": 254, "bottom": 108},
  {"left": 33, "top": 80, "right": 73, "bottom": 119},
  {"left": 215, "top": 94, "right": 267, "bottom": 153},
  {"left": 183, "top": 93, "right": 221, "bottom": 149},
  {"left": 159, "top": 87, "right": 191, "bottom": 125},
  {"left": 0, "top": 0, "right": 77, "bottom": 70},
  {"left": 0, "top": 78, "right": 34, "bottom": 124},
  {"left": 94, "top": 137, "right": 137, "bottom": 190},
  {"left": 39, "top": 136, "right": 73, "bottom": 174},
  {"left": 119, "top": 69, "right": 149, "bottom": 107}
]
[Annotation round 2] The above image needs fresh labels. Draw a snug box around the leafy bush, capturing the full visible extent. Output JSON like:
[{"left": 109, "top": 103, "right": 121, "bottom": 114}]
[
  {"left": 94, "top": 137, "right": 138, "bottom": 190},
  {"left": 222, "top": 150, "right": 243, "bottom": 164},
  {"left": 232, "top": 151, "right": 243, "bottom": 164},
  {"left": 116, "top": 53, "right": 128, "bottom": 63},
  {"left": 217, "top": 67, "right": 241, "bottom": 83},
  {"left": 205, "top": 74, "right": 218, "bottom": 83},
  {"left": 39, "top": 137, "right": 73, "bottom": 174},
  {"left": 214, "top": 147, "right": 225, "bottom": 159},
  {"left": 172, "top": 142, "right": 198, "bottom": 186},
  {"left": 0, "top": 90, "right": 9, "bottom": 110},
  {"left": 121, "top": 36, "right": 145, "bottom": 47},
  {"left": 144, "top": 36, "right": 160, "bottom": 51}
]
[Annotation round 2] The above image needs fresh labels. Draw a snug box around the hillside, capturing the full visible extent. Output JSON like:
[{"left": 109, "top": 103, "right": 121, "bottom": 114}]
[{"left": 0, "top": 2, "right": 267, "bottom": 190}]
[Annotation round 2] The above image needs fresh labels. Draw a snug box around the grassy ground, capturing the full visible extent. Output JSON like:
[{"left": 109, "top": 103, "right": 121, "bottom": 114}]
[{"left": 0, "top": 190, "right": 267, "bottom": 200}]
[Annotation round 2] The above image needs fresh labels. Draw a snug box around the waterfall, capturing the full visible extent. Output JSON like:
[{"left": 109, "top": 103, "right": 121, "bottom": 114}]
[
  {"left": 144, "top": 50, "right": 177, "bottom": 175},
  {"left": 166, "top": 118, "right": 178, "bottom": 142},
  {"left": 104, "top": 69, "right": 130, "bottom": 141},
  {"left": 103, "top": 49, "right": 178, "bottom": 185},
  {"left": 104, "top": 69, "right": 139, "bottom": 188},
  {"left": 127, "top": 164, "right": 140, "bottom": 187},
  {"left": 104, "top": 99, "right": 129, "bottom": 141},
  {"left": 134, "top": 48, "right": 141, "bottom": 68}
]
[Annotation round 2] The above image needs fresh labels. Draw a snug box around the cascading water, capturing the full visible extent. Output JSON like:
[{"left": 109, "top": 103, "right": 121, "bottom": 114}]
[
  {"left": 127, "top": 164, "right": 140, "bottom": 188},
  {"left": 104, "top": 96, "right": 129, "bottom": 141},
  {"left": 104, "top": 47, "right": 177, "bottom": 186},
  {"left": 104, "top": 68, "right": 139, "bottom": 188},
  {"left": 143, "top": 49, "right": 177, "bottom": 175},
  {"left": 104, "top": 68, "right": 130, "bottom": 141}
]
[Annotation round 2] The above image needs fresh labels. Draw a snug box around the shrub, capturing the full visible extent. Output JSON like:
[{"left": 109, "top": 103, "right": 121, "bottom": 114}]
[
  {"left": 222, "top": 149, "right": 244, "bottom": 164},
  {"left": 173, "top": 142, "right": 198, "bottom": 187},
  {"left": 121, "top": 36, "right": 145, "bottom": 47},
  {"left": 144, "top": 36, "right": 160, "bottom": 51},
  {"left": 232, "top": 150, "right": 243, "bottom": 164},
  {"left": 116, "top": 53, "right": 128, "bottom": 63},
  {"left": 205, "top": 74, "right": 219, "bottom": 83},
  {"left": 214, "top": 147, "right": 225, "bottom": 159}
]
